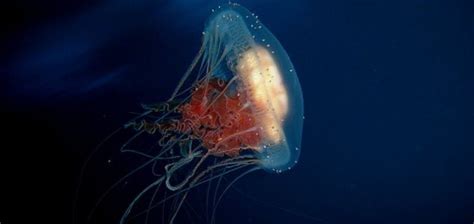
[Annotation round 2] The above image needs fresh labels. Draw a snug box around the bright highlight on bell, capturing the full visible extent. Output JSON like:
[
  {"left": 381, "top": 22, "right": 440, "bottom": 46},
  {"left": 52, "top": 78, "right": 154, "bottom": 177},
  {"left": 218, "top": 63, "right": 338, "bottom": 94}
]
[{"left": 237, "top": 46, "right": 289, "bottom": 146}]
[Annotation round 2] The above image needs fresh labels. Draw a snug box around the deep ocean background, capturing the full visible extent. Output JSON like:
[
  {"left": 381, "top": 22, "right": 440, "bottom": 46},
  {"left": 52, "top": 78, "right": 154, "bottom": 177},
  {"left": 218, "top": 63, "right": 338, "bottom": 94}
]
[{"left": 1, "top": 0, "right": 474, "bottom": 223}]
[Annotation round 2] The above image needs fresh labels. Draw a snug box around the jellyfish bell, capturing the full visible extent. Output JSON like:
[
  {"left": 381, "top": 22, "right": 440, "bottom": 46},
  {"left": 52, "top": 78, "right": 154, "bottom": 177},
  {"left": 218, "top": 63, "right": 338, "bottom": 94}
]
[
  {"left": 200, "top": 3, "right": 304, "bottom": 172},
  {"left": 76, "top": 3, "right": 304, "bottom": 224}
]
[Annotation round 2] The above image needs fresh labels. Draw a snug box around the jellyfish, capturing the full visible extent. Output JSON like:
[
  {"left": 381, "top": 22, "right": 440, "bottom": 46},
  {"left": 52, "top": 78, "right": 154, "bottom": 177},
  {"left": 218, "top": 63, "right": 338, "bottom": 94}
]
[{"left": 76, "top": 2, "right": 304, "bottom": 224}]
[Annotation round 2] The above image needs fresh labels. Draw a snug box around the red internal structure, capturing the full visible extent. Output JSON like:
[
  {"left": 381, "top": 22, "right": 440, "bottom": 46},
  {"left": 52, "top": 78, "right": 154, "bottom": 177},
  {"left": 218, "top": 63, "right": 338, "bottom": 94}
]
[{"left": 176, "top": 79, "right": 262, "bottom": 157}]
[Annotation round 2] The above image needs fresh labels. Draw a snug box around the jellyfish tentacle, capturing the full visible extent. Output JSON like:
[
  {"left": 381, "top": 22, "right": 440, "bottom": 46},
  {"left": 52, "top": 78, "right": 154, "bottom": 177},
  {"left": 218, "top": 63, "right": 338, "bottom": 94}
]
[
  {"left": 201, "top": 45, "right": 230, "bottom": 100},
  {"left": 165, "top": 152, "right": 207, "bottom": 191},
  {"left": 169, "top": 39, "right": 206, "bottom": 101},
  {"left": 118, "top": 138, "right": 199, "bottom": 224},
  {"left": 86, "top": 133, "right": 191, "bottom": 222},
  {"left": 129, "top": 158, "right": 257, "bottom": 221},
  {"left": 211, "top": 126, "right": 258, "bottom": 151},
  {"left": 206, "top": 30, "right": 218, "bottom": 70},
  {"left": 126, "top": 116, "right": 179, "bottom": 135},
  {"left": 119, "top": 128, "right": 160, "bottom": 158},
  {"left": 73, "top": 127, "right": 123, "bottom": 224},
  {"left": 122, "top": 93, "right": 192, "bottom": 147},
  {"left": 173, "top": 72, "right": 207, "bottom": 100},
  {"left": 210, "top": 166, "right": 261, "bottom": 224},
  {"left": 174, "top": 41, "right": 230, "bottom": 100},
  {"left": 182, "top": 201, "right": 200, "bottom": 223},
  {"left": 119, "top": 176, "right": 165, "bottom": 224},
  {"left": 78, "top": 108, "right": 190, "bottom": 223},
  {"left": 120, "top": 149, "right": 155, "bottom": 159},
  {"left": 141, "top": 100, "right": 182, "bottom": 113},
  {"left": 120, "top": 129, "right": 146, "bottom": 152},
  {"left": 145, "top": 181, "right": 161, "bottom": 224},
  {"left": 167, "top": 156, "right": 257, "bottom": 223},
  {"left": 124, "top": 109, "right": 154, "bottom": 128},
  {"left": 169, "top": 29, "right": 229, "bottom": 102},
  {"left": 86, "top": 154, "right": 159, "bottom": 223},
  {"left": 212, "top": 165, "right": 226, "bottom": 218},
  {"left": 124, "top": 119, "right": 144, "bottom": 130},
  {"left": 169, "top": 158, "right": 258, "bottom": 224},
  {"left": 205, "top": 158, "right": 217, "bottom": 223}
]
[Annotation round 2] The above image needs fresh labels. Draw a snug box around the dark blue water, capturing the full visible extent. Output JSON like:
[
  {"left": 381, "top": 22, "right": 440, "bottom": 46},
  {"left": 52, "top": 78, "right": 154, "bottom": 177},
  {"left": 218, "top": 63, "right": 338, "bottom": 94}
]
[{"left": 2, "top": 0, "right": 473, "bottom": 224}]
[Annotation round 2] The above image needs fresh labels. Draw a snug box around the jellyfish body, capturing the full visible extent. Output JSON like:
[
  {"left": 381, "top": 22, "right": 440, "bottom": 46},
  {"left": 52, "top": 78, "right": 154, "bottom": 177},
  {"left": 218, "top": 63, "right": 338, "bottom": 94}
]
[{"left": 77, "top": 3, "right": 304, "bottom": 224}]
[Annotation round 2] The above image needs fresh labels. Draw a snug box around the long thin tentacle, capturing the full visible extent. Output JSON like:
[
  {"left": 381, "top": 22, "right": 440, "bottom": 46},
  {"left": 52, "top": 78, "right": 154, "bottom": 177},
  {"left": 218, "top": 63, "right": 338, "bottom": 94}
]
[
  {"left": 211, "top": 167, "right": 260, "bottom": 224},
  {"left": 129, "top": 159, "right": 257, "bottom": 220},
  {"left": 73, "top": 127, "right": 122, "bottom": 224},
  {"left": 119, "top": 176, "right": 165, "bottom": 224},
  {"left": 85, "top": 133, "right": 193, "bottom": 222}
]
